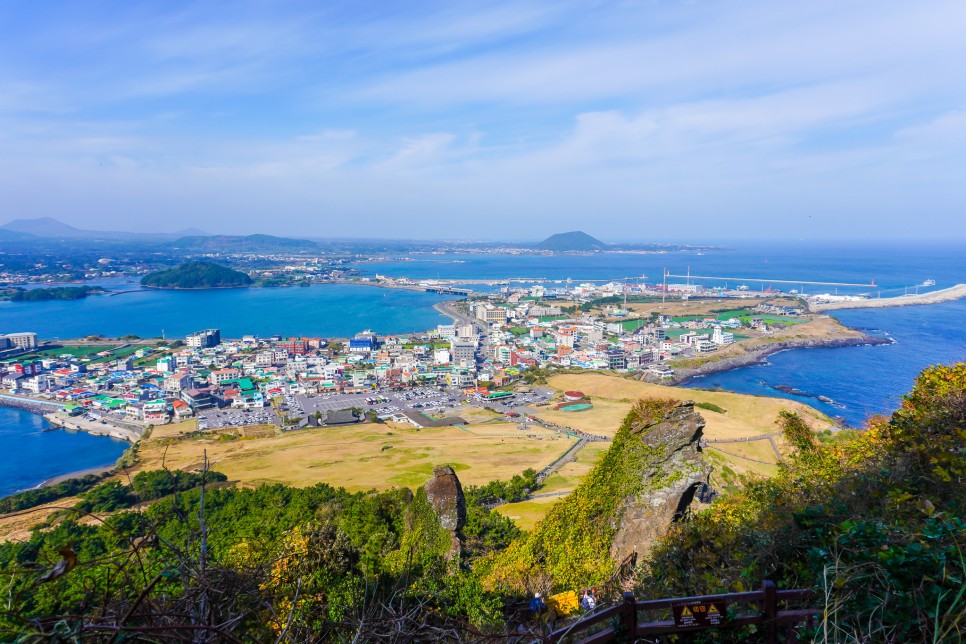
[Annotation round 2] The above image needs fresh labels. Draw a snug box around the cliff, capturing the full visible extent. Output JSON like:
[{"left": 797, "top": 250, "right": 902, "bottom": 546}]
[
  {"left": 610, "top": 402, "right": 710, "bottom": 562},
  {"left": 484, "top": 398, "right": 710, "bottom": 592}
]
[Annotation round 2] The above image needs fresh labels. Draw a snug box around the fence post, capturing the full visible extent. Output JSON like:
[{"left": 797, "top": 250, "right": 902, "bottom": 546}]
[
  {"left": 762, "top": 580, "right": 777, "bottom": 644},
  {"left": 621, "top": 591, "right": 637, "bottom": 638}
]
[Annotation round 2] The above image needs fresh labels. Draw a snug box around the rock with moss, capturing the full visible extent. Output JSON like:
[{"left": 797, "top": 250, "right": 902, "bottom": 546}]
[
  {"left": 424, "top": 465, "right": 467, "bottom": 559},
  {"left": 610, "top": 401, "right": 711, "bottom": 562}
]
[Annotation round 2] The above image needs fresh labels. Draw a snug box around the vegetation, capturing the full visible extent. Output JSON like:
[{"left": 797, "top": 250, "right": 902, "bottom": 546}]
[
  {"left": 695, "top": 401, "right": 727, "bottom": 414},
  {"left": 483, "top": 398, "right": 681, "bottom": 592},
  {"left": 464, "top": 468, "right": 539, "bottom": 505},
  {"left": 0, "top": 473, "right": 518, "bottom": 640},
  {"left": 0, "top": 473, "right": 109, "bottom": 514},
  {"left": 1, "top": 366, "right": 962, "bottom": 641},
  {"left": 639, "top": 364, "right": 966, "bottom": 642},
  {"left": 3, "top": 285, "right": 105, "bottom": 301},
  {"left": 140, "top": 260, "right": 253, "bottom": 289}
]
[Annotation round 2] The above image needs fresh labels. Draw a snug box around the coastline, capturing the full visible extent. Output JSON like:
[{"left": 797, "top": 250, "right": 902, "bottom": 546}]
[
  {"left": 43, "top": 412, "right": 142, "bottom": 443},
  {"left": 39, "top": 465, "right": 115, "bottom": 488},
  {"left": 665, "top": 334, "right": 893, "bottom": 385}
]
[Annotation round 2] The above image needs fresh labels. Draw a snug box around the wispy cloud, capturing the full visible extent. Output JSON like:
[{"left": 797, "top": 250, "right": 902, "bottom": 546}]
[{"left": 0, "top": 0, "right": 965, "bottom": 238}]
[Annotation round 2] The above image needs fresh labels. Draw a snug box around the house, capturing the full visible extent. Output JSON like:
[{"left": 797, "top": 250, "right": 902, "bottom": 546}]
[
  {"left": 2, "top": 373, "right": 25, "bottom": 391},
  {"left": 171, "top": 399, "right": 193, "bottom": 419},
  {"left": 209, "top": 368, "right": 241, "bottom": 386},
  {"left": 314, "top": 409, "right": 360, "bottom": 426},
  {"left": 182, "top": 388, "right": 216, "bottom": 410}
]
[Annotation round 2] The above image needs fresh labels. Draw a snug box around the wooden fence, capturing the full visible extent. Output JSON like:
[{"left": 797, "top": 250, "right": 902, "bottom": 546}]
[{"left": 548, "top": 581, "right": 819, "bottom": 643}]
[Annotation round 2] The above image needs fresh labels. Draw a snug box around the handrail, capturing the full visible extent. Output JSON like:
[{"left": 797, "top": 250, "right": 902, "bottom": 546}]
[{"left": 548, "top": 581, "right": 819, "bottom": 643}]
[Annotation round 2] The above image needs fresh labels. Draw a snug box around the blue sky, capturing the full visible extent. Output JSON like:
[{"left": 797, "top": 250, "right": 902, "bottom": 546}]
[{"left": 1, "top": 0, "right": 965, "bottom": 241}]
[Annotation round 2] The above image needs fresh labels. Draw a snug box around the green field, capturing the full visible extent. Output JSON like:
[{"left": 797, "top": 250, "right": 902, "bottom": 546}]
[
  {"left": 15, "top": 345, "right": 112, "bottom": 360},
  {"left": 620, "top": 318, "right": 649, "bottom": 332}
]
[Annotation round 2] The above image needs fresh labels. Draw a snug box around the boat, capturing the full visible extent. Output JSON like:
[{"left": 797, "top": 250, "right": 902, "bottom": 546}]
[{"left": 922, "top": 279, "right": 936, "bottom": 286}]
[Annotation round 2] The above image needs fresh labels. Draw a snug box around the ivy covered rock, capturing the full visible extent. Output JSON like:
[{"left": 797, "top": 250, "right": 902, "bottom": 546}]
[
  {"left": 424, "top": 465, "right": 467, "bottom": 559},
  {"left": 483, "top": 398, "right": 711, "bottom": 593},
  {"left": 610, "top": 401, "right": 711, "bottom": 562}
]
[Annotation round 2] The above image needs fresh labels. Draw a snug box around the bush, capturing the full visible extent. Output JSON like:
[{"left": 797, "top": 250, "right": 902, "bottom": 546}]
[{"left": 695, "top": 401, "right": 727, "bottom": 414}]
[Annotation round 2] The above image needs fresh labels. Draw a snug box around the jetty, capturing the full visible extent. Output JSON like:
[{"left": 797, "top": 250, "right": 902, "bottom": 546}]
[{"left": 810, "top": 283, "right": 966, "bottom": 311}]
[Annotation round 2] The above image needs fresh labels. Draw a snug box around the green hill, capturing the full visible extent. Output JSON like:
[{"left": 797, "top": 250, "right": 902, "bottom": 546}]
[
  {"left": 536, "top": 230, "right": 608, "bottom": 251},
  {"left": 168, "top": 234, "right": 318, "bottom": 252},
  {"left": 140, "top": 261, "right": 253, "bottom": 289}
]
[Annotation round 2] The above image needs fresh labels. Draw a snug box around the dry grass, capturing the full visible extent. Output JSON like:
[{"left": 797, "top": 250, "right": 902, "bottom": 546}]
[
  {"left": 0, "top": 496, "right": 82, "bottom": 542},
  {"left": 133, "top": 421, "right": 577, "bottom": 492},
  {"left": 541, "top": 373, "right": 830, "bottom": 479},
  {"left": 494, "top": 495, "right": 567, "bottom": 531}
]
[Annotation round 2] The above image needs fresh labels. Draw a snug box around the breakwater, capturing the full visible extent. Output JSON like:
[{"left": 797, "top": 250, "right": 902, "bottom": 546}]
[
  {"left": 0, "top": 394, "right": 64, "bottom": 415},
  {"left": 810, "top": 283, "right": 966, "bottom": 311}
]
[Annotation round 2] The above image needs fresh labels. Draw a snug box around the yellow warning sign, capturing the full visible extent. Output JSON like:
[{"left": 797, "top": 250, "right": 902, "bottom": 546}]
[
  {"left": 673, "top": 600, "right": 728, "bottom": 628},
  {"left": 547, "top": 590, "right": 580, "bottom": 616}
]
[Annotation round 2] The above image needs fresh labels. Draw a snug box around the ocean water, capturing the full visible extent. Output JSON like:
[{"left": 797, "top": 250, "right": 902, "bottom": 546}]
[
  {"left": 683, "top": 299, "right": 966, "bottom": 427},
  {"left": 0, "top": 283, "right": 450, "bottom": 340},
  {"left": 0, "top": 406, "right": 129, "bottom": 497},
  {"left": 358, "top": 240, "right": 966, "bottom": 296}
]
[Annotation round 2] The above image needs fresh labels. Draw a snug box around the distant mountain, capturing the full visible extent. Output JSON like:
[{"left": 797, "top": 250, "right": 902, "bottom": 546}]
[
  {"left": 536, "top": 231, "right": 609, "bottom": 251},
  {"left": 2, "top": 217, "right": 86, "bottom": 237},
  {"left": 141, "top": 261, "right": 253, "bottom": 289},
  {"left": 168, "top": 234, "right": 318, "bottom": 252},
  {"left": 0, "top": 217, "right": 210, "bottom": 241}
]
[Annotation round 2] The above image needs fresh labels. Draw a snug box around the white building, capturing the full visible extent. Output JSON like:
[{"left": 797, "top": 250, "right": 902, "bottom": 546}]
[{"left": 2, "top": 332, "right": 37, "bottom": 350}]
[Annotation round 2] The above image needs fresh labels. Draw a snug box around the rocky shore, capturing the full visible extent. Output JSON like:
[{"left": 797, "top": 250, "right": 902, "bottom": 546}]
[{"left": 664, "top": 335, "right": 894, "bottom": 385}]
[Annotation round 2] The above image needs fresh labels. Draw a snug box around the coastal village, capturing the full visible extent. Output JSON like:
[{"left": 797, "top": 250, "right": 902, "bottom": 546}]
[{"left": 0, "top": 277, "right": 821, "bottom": 437}]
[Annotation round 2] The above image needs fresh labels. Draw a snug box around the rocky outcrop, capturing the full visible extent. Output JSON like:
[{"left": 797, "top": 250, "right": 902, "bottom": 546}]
[
  {"left": 610, "top": 401, "right": 711, "bottom": 562},
  {"left": 660, "top": 336, "right": 892, "bottom": 385},
  {"left": 424, "top": 465, "right": 467, "bottom": 559}
]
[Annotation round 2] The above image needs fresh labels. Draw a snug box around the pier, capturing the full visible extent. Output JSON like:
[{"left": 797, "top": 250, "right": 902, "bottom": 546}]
[{"left": 810, "top": 283, "right": 966, "bottom": 311}]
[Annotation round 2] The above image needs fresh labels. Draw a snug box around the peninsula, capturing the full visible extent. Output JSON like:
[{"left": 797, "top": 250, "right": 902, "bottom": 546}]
[{"left": 140, "top": 260, "right": 253, "bottom": 289}]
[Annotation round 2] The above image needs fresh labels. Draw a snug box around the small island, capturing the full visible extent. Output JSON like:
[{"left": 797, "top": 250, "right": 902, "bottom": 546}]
[
  {"left": 1, "top": 285, "right": 106, "bottom": 301},
  {"left": 140, "top": 261, "right": 253, "bottom": 289}
]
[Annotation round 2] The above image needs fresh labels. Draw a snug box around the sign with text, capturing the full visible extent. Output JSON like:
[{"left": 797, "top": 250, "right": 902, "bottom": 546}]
[{"left": 672, "top": 600, "right": 728, "bottom": 628}]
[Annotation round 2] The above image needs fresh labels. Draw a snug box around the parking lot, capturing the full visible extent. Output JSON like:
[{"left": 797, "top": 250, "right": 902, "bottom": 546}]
[
  {"left": 295, "top": 386, "right": 465, "bottom": 418},
  {"left": 192, "top": 385, "right": 556, "bottom": 431},
  {"left": 198, "top": 407, "right": 278, "bottom": 430}
]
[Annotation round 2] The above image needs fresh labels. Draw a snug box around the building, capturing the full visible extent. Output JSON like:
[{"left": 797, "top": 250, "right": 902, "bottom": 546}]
[
  {"left": 186, "top": 329, "right": 221, "bottom": 349},
  {"left": 607, "top": 350, "right": 627, "bottom": 370},
  {"left": 475, "top": 304, "right": 507, "bottom": 324},
  {"left": 436, "top": 324, "right": 456, "bottom": 339},
  {"left": 712, "top": 327, "right": 735, "bottom": 345},
  {"left": 209, "top": 368, "right": 241, "bottom": 385},
  {"left": 2, "top": 332, "right": 37, "bottom": 350},
  {"left": 450, "top": 340, "right": 476, "bottom": 366},
  {"left": 349, "top": 332, "right": 378, "bottom": 353}
]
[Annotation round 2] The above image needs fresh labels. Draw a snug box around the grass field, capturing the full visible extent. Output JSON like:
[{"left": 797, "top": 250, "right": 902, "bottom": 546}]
[
  {"left": 17, "top": 345, "right": 112, "bottom": 360},
  {"left": 134, "top": 420, "right": 577, "bottom": 492}
]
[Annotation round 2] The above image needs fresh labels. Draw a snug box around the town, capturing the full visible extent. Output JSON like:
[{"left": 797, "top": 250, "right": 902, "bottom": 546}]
[{"left": 0, "top": 275, "right": 815, "bottom": 438}]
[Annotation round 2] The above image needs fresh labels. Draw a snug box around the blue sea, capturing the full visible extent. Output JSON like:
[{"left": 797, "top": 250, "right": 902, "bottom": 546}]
[
  {"left": 0, "top": 407, "right": 128, "bottom": 497},
  {"left": 1, "top": 240, "right": 965, "bottom": 496},
  {"left": 0, "top": 282, "right": 450, "bottom": 340}
]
